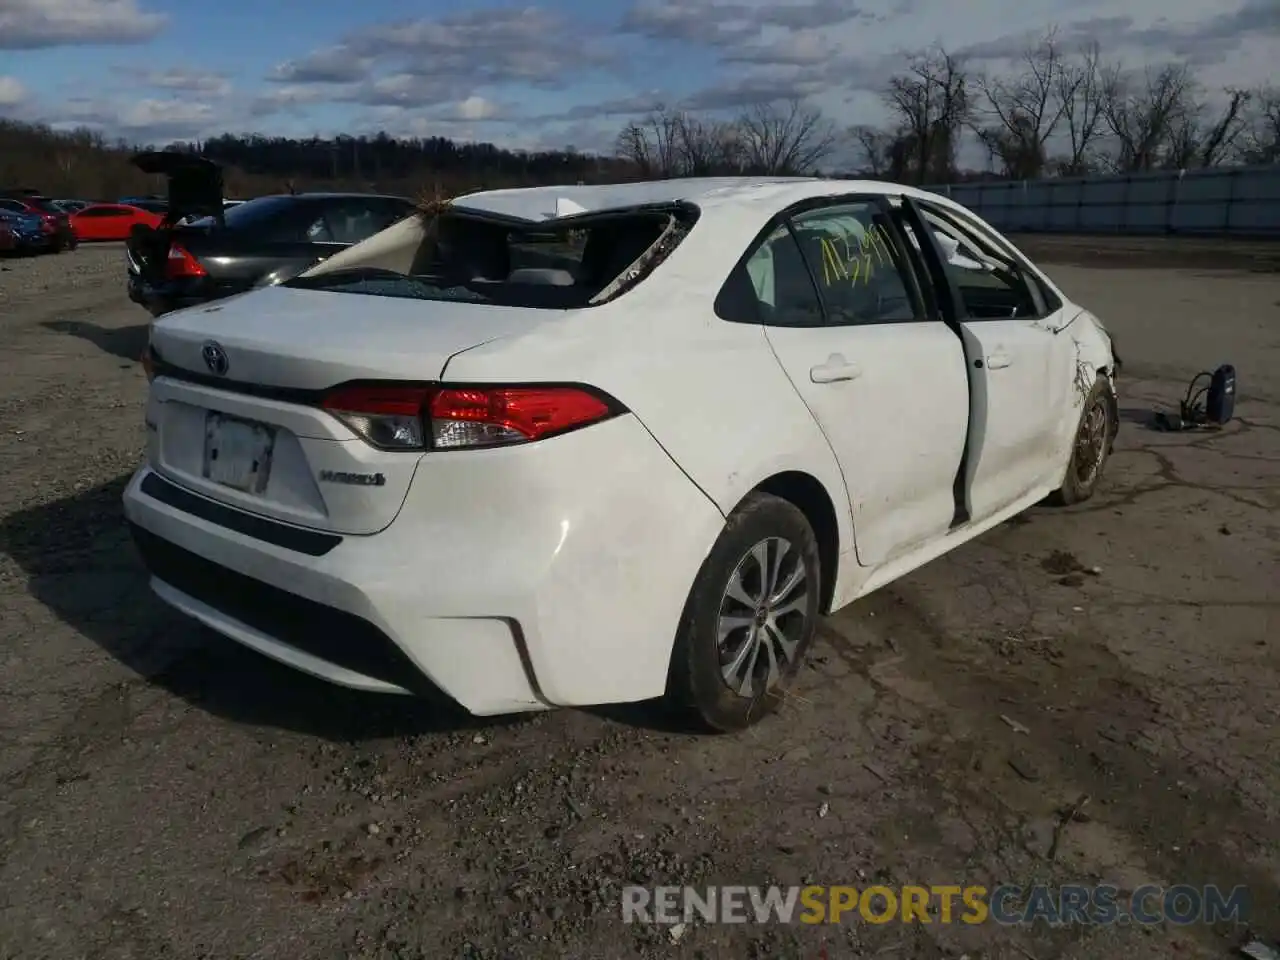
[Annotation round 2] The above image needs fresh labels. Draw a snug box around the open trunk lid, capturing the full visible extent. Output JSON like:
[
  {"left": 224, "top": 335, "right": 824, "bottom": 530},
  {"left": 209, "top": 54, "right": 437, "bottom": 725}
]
[
  {"left": 127, "top": 152, "right": 225, "bottom": 284},
  {"left": 145, "top": 286, "right": 553, "bottom": 535},
  {"left": 131, "top": 151, "right": 225, "bottom": 223}
]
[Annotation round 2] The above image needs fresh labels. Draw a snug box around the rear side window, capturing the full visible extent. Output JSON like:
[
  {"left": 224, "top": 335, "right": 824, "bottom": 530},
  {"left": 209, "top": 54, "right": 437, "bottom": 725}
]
[{"left": 716, "top": 225, "right": 824, "bottom": 327}]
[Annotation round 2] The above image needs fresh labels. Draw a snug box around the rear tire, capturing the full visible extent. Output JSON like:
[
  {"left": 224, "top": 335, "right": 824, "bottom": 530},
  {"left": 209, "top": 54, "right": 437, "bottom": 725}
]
[
  {"left": 666, "top": 492, "right": 821, "bottom": 732},
  {"left": 1049, "top": 375, "right": 1116, "bottom": 506}
]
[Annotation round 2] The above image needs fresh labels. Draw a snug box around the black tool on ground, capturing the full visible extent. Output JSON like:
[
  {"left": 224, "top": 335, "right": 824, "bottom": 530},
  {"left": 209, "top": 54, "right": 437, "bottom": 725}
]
[{"left": 1153, "top": 364, "right": 1237, "bottom": 431}]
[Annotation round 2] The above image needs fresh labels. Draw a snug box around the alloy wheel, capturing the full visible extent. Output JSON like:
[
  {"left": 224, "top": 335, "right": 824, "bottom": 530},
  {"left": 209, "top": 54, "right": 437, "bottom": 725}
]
[{"left": 716, "top": 537, "right": 809, "bottom": 698}]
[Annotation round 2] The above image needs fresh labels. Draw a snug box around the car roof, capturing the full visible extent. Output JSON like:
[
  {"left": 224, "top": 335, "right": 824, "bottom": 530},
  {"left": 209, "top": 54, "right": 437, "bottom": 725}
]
[{"left": 452, "top": 176, "right": 939, "bottom": 220}]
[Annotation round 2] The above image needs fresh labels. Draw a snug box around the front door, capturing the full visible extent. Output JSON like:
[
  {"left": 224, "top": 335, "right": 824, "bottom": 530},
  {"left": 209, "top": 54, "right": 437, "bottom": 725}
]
[
  {"left": 910, "top": 201, "right": 1074, "bottom": 521},
  {"left": 752, "top": 197, "right": 970, "bottom": 567}
]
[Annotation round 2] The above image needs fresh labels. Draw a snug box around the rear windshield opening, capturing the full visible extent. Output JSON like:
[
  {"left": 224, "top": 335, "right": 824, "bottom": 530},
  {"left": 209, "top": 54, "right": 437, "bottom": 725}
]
[
  {"left": 285, "top": 203, "right": 699, "bottom": 309},
  {"left": 183, "top": 195, "right": 295, "bottom": 231}
]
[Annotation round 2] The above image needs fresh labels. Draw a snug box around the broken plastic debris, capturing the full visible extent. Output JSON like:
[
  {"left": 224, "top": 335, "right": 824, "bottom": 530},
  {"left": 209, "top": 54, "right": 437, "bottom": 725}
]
[
  {"left": 669, "top": 922, "right": 687, "bottom": 943},
  {"left": 1000, "top": 714, "right": 1030, "bottom": 735},
  {"left": 1240, "top": 941, "right": 1280, "bottom": 960},
  {"left": 552, "top": 197, "right": 587, "bottom": 218}
]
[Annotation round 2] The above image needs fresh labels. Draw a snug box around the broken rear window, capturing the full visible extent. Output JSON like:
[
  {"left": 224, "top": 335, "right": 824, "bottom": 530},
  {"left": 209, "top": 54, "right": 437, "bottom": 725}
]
[{"left": 284, "top": 202, "right": 699, "bottom": 309}]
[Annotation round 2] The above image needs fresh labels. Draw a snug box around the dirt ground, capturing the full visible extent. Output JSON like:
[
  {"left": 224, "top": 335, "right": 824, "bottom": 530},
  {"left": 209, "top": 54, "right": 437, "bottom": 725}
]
[{"left": 0, "top": 239, "right": 1277, "bottom": 960}]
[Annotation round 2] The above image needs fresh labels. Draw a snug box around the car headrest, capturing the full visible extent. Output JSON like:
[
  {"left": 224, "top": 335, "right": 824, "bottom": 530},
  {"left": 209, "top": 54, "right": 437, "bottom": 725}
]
[{"left": 507, "top": 267, "right": 575, "bottom": 286}]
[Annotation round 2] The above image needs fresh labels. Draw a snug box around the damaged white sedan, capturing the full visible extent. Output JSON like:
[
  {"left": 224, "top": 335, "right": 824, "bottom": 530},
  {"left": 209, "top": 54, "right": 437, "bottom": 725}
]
[{"left": 123, "top": 177, "right": 1118, "bottom": 732}]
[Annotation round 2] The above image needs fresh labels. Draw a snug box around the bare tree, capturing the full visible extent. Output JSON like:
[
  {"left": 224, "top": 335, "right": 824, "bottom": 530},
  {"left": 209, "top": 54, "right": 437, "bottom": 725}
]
[
  {"left": 1100, "top": 62, "right": 1197, "bottom": 172},
  {"left": 974, "top": 28, "right": 1068, "bottom": 179},
  {"left": 1240, "top": 85, "right": 1280, "bottom": 164},
  {"left": 882, "top": 47, "right": 971, "bottom": 184},
  {"left": 1052, "top": 40, "right": 1105, "bottom": 175},
  {"left": 614, "top": 106, "right": 683, "bottom": 178},
  {"left": 1165, "top": 88, "right": 1252, "bottom": 168},
  {"left": 850, "top": 124, "right": 894, "bottom": 176},
  {"left": 735, "top": 99, "right": 838, "bottom": 175},
  {"left": 675, "top": 113, "right": 742, "bottom": 175}
]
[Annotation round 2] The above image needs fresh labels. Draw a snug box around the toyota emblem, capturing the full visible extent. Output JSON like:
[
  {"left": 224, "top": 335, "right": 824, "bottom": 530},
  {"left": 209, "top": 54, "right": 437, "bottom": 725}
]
[{"left": 201, "top": 340, "right": 229, "bottom": 376}]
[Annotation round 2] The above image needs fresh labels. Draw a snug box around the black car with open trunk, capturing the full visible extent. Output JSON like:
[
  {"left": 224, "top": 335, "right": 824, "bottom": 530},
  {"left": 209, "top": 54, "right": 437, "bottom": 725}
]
[{"left": 125, "top": 152, "right": 415, "bottom": 316}]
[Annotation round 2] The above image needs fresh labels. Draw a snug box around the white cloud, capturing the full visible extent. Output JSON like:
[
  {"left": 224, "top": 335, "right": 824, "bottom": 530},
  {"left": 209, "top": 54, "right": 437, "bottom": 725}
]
[
  {"left": 0, "top": 75, "right": 28, "bottom": 106},
  {"left": 0, "top": 0, "right": 167, "bottom": 49},
  {"left": 456, "top": 95, "right": 501, "bottom": 121},
  {"left": 5, "top": 0, "right": 1276, "bottom": 150},
  {"left": 137, "top": 68, "right": 231, "bottom": 97}
]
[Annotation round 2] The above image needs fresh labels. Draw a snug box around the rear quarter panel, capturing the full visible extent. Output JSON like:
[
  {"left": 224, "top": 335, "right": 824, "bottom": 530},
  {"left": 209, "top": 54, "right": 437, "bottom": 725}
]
[{"left": 440, "top": 273, "right": 857, "bottom": 568}]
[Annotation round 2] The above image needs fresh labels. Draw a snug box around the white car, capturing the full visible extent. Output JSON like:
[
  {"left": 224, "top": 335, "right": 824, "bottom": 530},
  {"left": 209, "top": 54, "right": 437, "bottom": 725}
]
[{"left": 123, "top": 177, "right": 1119, "bottom": 732}]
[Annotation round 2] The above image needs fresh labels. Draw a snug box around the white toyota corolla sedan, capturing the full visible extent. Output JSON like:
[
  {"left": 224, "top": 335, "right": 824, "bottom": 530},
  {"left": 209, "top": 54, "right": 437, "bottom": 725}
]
[{"left": 123, "top": 177, "right": 1119, "bottom": 731}]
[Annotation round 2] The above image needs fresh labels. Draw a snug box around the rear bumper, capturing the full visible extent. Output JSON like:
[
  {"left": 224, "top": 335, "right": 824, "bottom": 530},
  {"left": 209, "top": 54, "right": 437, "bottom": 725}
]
[
  {"left": 128, "top": 273, "right": 212, "bottom": 315},
  {"left": 122, "top": 415, "right": 726, "bottom": 715},
  {"left": 10, "top": 234, "right": 52, "bottom": 251}
]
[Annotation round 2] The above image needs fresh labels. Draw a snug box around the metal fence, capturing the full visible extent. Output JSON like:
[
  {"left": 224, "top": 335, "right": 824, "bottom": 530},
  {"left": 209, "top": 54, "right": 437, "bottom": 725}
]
[{"left": 924, "top": 165, "right": 1280, "bottom": 238}]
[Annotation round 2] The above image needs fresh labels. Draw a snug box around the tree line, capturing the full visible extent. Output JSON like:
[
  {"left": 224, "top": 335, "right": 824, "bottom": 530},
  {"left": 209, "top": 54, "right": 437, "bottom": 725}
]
[
  {"left": 1, "top": 27, "right": 1277, "bottom": 201},
  {"left": 0, "top": 118, "right": 634, "bottom": 200},
  {"left": 616, "top": 31, "right": 1279, "bottom": 183}
]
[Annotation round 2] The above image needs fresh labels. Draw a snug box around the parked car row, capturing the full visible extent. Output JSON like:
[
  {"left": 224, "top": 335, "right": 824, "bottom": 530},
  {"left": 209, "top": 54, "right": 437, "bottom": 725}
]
[
  {"left": 0, "top": 191, "right": 77, "bottom": 253},
  {"left": 0, "top": 187, "right": 254, "bottom": 253}
]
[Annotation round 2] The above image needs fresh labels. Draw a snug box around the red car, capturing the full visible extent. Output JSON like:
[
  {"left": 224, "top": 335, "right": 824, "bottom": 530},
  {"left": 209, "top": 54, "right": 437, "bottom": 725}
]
[{"left": 70, "top": 203, "right": 164, "bottom": 242}]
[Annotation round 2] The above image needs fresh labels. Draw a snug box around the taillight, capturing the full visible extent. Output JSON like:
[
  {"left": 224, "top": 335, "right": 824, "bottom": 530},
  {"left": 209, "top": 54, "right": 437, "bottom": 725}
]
[
  {"left": 319, "top": 384, "right": 619, "bottom": 451},
  {"left": 429, "top": 386, "right": 613, "bottom": 448},
  {"left": 322, "top": 385, "right": 430, "bottom": 450},
  {"left": 166, "top": 243, "right": 207, "bottom": 279}
]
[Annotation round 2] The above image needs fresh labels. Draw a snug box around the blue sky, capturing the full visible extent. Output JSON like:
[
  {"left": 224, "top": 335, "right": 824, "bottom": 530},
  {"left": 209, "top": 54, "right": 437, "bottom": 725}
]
[{"left": 0, "top": 0, "right": 1275, "bottom": 155}]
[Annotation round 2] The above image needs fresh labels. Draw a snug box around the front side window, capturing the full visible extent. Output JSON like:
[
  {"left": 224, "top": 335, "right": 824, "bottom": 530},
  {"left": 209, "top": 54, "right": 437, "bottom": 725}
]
[
  {"left": 915, "top": 205, "right": 1046, "bottom": 320},
  {"left": 789, "top": 202, "right": 919, "bottom": 325}
]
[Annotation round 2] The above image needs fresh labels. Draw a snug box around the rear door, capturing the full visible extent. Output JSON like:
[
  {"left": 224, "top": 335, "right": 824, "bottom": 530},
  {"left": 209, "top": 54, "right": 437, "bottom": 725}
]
[
  {"left": 905, "top": 198, "right": 1074, "bottom": 522},
  {"left": 735, "top": 196, "right": 970, "bottom": 568}
]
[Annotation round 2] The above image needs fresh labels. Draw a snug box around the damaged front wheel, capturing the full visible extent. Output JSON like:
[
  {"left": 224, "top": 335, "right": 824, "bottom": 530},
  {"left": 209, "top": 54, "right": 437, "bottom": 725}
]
[{"left": 1049, "top": 375, "right": 1116, "bottom": 506}]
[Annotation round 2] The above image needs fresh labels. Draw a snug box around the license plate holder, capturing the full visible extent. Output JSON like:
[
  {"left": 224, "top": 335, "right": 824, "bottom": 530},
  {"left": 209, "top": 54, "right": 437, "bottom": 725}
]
[{"left": 203, "top": 413, "right": 276, "bottom": 494}]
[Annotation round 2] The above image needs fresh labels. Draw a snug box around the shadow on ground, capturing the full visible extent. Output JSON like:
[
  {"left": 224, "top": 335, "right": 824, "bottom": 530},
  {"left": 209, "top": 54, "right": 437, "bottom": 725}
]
[
  {"left": 43, "top": 319, "right": 149, "bottom": 362},
  {"left": 0, "top": 474, "right": 531, "bottom": 742},
  {"left": 1118, "top": 404, "right": 1162, "bottom": 428}
]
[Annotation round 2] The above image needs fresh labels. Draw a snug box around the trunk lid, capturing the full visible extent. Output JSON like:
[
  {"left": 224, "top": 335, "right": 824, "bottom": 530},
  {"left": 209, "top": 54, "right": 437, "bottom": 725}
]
[
  {"left": 146, "top": 286, "right": 552, "bottom": 535},
  {"left": 131, "top": 151, "right": 225, "bottom": 224}
]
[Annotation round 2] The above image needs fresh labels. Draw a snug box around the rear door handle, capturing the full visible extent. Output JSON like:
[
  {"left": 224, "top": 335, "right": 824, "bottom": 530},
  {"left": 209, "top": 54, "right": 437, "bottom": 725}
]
[
  {"left": 810, "top": 355, "right": 862, "bottom": 383},
  {"left": 986, "top": 351, "right": 1012, "bottom": 369}
]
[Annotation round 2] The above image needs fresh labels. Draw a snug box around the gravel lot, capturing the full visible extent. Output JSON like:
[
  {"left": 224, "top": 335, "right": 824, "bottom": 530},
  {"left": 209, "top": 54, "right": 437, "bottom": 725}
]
[{"left": 1, "top": 239, "right": 1278, "bottom": 960}]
